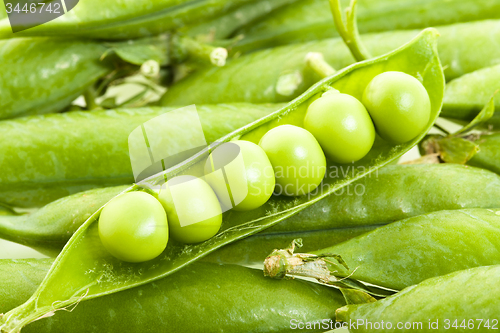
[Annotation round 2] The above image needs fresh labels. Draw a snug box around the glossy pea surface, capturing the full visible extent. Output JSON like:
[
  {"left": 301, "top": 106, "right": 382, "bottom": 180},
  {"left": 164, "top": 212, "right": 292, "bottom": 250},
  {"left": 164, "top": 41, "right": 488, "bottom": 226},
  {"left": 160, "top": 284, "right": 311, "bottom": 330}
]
[
  {"left": 204, "top": 140, "right": 275, "bottom": 211},
  {"left": 158, "top": 176, "right": 222, "bottom": 244},
  {"left": 98, "top": 191, "right": 168, "bottom": 263},
  {"left": 305, "top": 92, "right": 375, "bottom": 163},
  {"left": 259, "top": 125, "right": 326, "bottom": 196},
  {"left": 362, "top": 71, "right": 431, "bottom": 143}
]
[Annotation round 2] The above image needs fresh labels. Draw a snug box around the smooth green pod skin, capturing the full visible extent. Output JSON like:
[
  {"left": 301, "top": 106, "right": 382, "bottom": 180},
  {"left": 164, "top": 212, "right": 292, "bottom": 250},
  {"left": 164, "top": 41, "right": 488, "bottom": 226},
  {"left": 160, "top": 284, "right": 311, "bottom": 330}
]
[
  {"left": 204, "top": 140, "right": 275, "bottom": 211},
  {"left": 162, "top": 20, "right": 500, "bottom": 106},
  {"left": 235, "top": 0, "right": 500, "bottom": 52},
  {"left": 0, "top": 38, "right": 109, "bottom": 120},
  {"left": 0, "top": 259, "right": 345, "bottom": 333},
  {"left": 337, "top": 265, "right": 500, "bottom": 331},
  {"left": 268, "top": 164, "right": 500, "bottom": 232},
  {"left": 304, "top": 92, "right": 375, "bottom": 163},
  {"left": 0, "top": 104, "right": 279, "bottom": 208},
  {"left": 0, "top": 186, "right": 127, "bottom": 256},
  {"left": 441, "top": 64, "right": 500, "bottom": 126},
  {"left": 468, "top": 133, "right": 500, "bottom": 175},
  {"left": 158, "top": 177, "right": 223, "bottom": 244},
  {"left": 0, "top": 0, "right": 258, "bottom": 39},
  {"left": 98, "top": 192, "right": 169, "bottom": 262},
  {"left": 182, "top": 0, "right": 299, "bottom": 41},
  {"left": 259, "top": 125, "right": 326, "bottom": 196},
  {"left": 314, "top": 208, "right": 500, "bottom": 291},
  {"left": 362, "top": 71, "right": 431, "bottom": 144}
]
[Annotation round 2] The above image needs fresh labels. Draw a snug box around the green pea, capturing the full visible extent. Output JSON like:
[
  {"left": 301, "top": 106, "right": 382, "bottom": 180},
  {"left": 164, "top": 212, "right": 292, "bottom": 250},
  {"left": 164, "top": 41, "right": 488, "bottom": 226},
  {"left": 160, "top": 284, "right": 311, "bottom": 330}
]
[
  {"left": 259, "top": 125, "right": 326, "bottom": 196},
  {"left": 204, "top": 140, "right": 275, "bottom": 211},
  {"left": 304, "top": 91, "right": 375, "bottom": 163},
  {"left": 158, "top": 176, "right": 222, "bottom": 244},
  {"left": 362, "top": 71, "right": 431, "bottom": 143},
  {"left": 98, "top": 192, "right": 168, "bottom": 263}
]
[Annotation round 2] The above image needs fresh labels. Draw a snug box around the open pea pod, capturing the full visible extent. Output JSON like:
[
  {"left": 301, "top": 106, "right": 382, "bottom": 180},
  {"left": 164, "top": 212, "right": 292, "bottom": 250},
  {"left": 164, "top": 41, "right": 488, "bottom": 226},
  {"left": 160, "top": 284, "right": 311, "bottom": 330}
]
[{"left": 0, "top": 29, "right": 444, "bottom": 332}]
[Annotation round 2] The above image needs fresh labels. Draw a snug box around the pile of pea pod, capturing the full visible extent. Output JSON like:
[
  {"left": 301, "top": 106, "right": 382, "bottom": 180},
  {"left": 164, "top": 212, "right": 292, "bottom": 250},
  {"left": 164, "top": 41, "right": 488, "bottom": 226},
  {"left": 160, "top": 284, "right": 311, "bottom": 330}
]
[{"left": 1, "top": 0, "right": 500, "bottom": 332}]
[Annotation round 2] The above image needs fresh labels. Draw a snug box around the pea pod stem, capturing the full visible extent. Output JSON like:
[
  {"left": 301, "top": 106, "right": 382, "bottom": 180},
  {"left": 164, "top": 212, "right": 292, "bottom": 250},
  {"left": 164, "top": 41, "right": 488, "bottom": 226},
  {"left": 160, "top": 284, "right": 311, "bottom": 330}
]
[
  {"left": 329, "top": 0, "right": 371, "bottom": 62},
  {"left": 305, "top": 52, "right": 336, "bottom": 78},
  {"left": 172, "top": 35, "right": 228, "bottom": 67},
  {"left": 83, "top": 87, "right": 99, "bottom": 111}
]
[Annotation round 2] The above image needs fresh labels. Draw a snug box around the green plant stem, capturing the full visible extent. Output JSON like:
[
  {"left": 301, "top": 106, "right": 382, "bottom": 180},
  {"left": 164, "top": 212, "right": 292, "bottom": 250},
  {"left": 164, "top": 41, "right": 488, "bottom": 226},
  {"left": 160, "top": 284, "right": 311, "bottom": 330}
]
[
  {"left": 329, "top": 0, "right": 371, "bottom": 61},
  {"left": 433, "top": 123, "right": 451, "bottom": 135},
  {"left": 174, "top": 35, "right": 228, "bottom": 67},
  {"left": 305, "top": 52, "right": 336, "bottom": 78},
  {"left": 83, "top": 87, "right": 99, "bottom": 110}
]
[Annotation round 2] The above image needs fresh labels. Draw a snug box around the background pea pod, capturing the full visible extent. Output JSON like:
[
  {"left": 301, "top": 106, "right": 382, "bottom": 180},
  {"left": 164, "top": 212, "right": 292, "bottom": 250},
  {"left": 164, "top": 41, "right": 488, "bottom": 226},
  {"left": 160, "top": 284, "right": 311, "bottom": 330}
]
[
  {"left": 182, "top": 0, "right": 299, "bottom": 42},
  {"left": 206, "top": 164, "right": 500, "bottom": 265},
  {"left": 0, "top": 38, "right": 109, "bottom": 120},
  {"left": 468, "top": 133, "right": 500, "bottom": 174},
  {"left": 310, "top": 208, "right": 500, "bottom": 291},
  {"left": 0, "top": 104, "right": 279, "bottom": 208},
  {"left": 441, "top": 64, "right": 500, "bottom": 126},
  {"left": 0, "top": 34, "right": 227, "bottom": 120},
  {"left": 0, "top": 259, "right": 344, "bottom": 333},
  {"left": 336, "top": 265, "right": 500, "bottom": 331},
  {"left": 234, "top": 0, "right": 500, "bottom": 52},
  {"left": 0, "top": 0, "right": 261, "bottom": 39},
  {"left": 161, "top": 20, "right": 500, "bottom": 105},
  {"left": 0, "top": 186, "right": 128, "bottom": 256},
  {"left": 0, "top": 30, "right": 444, "bottom": 332}
]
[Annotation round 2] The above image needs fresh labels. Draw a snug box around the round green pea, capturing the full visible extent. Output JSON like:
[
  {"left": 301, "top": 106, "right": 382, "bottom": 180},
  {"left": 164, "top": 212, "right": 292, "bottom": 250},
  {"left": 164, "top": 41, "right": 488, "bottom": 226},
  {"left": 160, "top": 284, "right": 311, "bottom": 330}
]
[
  {"left": 304, "top": 91, "right": 375, "bottom": 163},
  {"left": 98, "top": 191, "right": 168, "bottom": 263},
  {"left": 204, "top": 140, "right": 275, "bottom": 211},
  {"left": 362, "top": 71, "right": 431, "bottom": 144},
  {"left": 259, "top": 125, "right": 326, "bottom": 196},
  {"left": 158, "top": 176, "right": 222, "bottom": 244}
]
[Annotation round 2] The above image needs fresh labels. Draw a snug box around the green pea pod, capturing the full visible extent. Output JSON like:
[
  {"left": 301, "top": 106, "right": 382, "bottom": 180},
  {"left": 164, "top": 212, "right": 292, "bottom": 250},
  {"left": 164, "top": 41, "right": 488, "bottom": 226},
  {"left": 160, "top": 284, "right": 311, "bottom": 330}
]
[
  {"left": 182, "top": 0, "right": 300, "bottom": 42},
  {"left": 0, "top": 186, "right": 128, "bottom": 256},
  {"left": 0, "top": 259, "right": 344, "bottom": 333},
  {"left": 0, "top": 29, "right": 444, "bottom": 332},
  {"left": 468, "top": 133, "right": 500, "bottom": 175},
  {"left": 0, "top": 38, "right": 109, "bottom": 120},
  {"left": 206, "top": 164, "right": 500, "bottom": 265},
  {"left": 235, "top": 0, "right": 500, "bottom": 52},
  {"left": 0, "top": 104, "right": 278, "bottom": 208},
  {"left": 441, "top": 64, "right": 500, "bottom": 127},
  {"left": 336, "top": 265, "right": 500, "bottom": 331},
  {"left": 0, "top": 34, "right": 226, "bottom": 120},
  {"left": 0, "top": 0, "right": 257, "bottom": 39},
  {"left": 311, "top": 208, "right": 500, "bottom": 291},
  {"left": 161, "top": 20, "right": 500, "bottom": 105}
]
